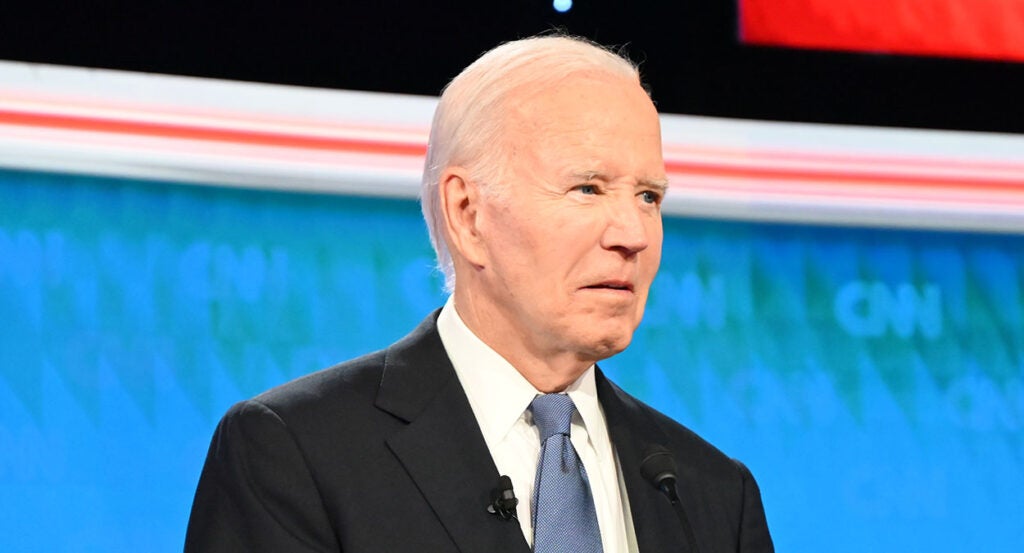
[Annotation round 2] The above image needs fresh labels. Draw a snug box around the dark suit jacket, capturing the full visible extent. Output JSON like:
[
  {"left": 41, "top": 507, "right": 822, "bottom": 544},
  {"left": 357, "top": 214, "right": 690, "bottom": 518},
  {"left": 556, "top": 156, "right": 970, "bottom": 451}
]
[{"left": 185, "top": 312, "right": 773, "bottom": 552}]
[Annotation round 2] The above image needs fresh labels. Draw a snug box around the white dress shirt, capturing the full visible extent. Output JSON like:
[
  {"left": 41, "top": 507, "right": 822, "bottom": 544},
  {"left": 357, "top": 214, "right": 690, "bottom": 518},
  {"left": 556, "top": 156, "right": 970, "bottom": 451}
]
[{"left": 437, "top": 298, "right": 638, "bottom": 552}]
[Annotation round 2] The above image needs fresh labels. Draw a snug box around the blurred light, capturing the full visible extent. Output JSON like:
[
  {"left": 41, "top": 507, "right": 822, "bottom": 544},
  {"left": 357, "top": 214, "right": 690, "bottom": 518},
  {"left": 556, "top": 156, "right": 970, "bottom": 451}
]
[{"left": 553, "top": 0, "right": 572, "bottom": 13}]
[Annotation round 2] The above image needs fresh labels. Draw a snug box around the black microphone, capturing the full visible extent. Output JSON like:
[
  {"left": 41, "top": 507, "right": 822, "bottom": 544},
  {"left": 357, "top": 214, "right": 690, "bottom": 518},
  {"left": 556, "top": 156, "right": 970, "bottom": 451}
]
[
  {"left": 640, "top": 445, "right": 700, "bottom": 553},
  {"left": 641, "top": 444, "right": 681, "bottom": 504},
  {"left": 487, "top": 475, "right": 519, "bottom": 521}
]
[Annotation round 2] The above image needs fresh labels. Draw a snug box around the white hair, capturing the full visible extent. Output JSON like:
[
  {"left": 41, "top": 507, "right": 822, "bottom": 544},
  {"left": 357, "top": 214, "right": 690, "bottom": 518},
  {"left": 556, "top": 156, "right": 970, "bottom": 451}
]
[{"left": 420, "top": 35, "right": 642, "bottom": 292}]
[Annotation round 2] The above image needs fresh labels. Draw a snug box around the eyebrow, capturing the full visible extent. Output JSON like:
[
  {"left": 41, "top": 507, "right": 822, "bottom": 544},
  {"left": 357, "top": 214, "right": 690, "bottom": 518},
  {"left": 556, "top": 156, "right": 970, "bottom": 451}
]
[
  {"left": 642, "top": 178, "right": 670, "bottom": 194},
  {"left": 570, "top": 171, "right": 669, "bottom": 193}
]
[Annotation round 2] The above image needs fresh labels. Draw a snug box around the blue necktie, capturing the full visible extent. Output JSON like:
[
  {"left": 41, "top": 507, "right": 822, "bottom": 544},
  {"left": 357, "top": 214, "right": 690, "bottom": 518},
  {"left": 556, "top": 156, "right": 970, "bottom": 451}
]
[{"left": 530, "top": 394, "right": 603, "bottom": 553}]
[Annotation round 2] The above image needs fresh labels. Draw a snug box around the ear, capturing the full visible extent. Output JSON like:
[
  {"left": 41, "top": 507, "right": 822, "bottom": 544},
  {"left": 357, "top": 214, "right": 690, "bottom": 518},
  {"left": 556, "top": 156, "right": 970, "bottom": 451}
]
[{"left": 438, "top": 166, "right": 488, "bottom": 268}]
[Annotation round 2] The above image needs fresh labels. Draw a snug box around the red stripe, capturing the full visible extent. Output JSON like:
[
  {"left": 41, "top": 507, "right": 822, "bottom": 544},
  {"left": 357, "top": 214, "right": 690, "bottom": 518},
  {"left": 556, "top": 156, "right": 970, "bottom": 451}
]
[
  {"left": 4, "top": 107, "right": 1023, "bottom": 198},
  {"left": 0, "top": 109, "right": 426, "bottom": 157},
  {"left": 665, "top": 144, "right": 1024, "bottom": 175},
  {"left": 665, "top": 160, "right": 1024, "bottom": 194}
]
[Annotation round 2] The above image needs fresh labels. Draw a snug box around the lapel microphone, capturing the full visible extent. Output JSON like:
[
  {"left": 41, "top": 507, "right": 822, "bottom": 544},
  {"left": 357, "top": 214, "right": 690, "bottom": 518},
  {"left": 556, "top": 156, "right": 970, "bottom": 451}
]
[
  {"left": 641, "top": 444, "right": 681, "bottom": 503},
  {"left": 487, "top": 475, "right": 519, "bottom": 521},
  {"left": 641, "top": 444, "right": 701, "bottom": 553}
]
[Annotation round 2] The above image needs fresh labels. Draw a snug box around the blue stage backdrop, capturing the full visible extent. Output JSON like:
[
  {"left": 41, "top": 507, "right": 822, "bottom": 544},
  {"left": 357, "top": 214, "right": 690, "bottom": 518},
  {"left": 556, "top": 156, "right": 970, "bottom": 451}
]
[{"left": 1, "top": 168, "right": 1021, "bottom": 551}]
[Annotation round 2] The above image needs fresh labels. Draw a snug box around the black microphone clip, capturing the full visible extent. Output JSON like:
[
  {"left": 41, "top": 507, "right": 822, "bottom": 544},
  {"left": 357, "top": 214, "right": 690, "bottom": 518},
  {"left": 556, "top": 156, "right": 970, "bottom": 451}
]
[{"left": 487, "top": 475, "right": 519, "bottom": 521}]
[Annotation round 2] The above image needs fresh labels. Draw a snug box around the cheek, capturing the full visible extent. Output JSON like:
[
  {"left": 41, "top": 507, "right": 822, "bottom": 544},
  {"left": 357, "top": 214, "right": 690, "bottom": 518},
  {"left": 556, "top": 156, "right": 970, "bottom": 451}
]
[
  {"left": 648, "top": 241, "right": 663, "bottom": 273},
  {"left": 481, "top": 203, "right": 532, "bottom": 253},
  {"left": 645, "top": 222, "right": 664, "bottom": 274},
  {"left": 485, "top": 213, "right": 554, "bottom": 287}
]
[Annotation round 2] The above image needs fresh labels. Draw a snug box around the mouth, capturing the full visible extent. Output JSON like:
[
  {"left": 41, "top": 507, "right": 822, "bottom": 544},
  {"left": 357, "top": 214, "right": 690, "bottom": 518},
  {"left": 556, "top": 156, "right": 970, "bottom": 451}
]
[{"left": 582, "top": 280, "right": 634, "bottom": 293}]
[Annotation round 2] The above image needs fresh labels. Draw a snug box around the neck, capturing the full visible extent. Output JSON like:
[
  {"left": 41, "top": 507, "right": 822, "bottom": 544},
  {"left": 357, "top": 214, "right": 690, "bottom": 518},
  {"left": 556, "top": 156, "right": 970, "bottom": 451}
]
[{"left": 452, "top": 289, "right": 592, "bottom": 393}]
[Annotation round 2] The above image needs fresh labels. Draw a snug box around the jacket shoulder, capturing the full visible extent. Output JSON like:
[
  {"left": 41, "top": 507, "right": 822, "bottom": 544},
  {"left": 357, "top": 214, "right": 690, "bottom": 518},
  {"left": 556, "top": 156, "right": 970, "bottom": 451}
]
[
  {"left": 253, "top": 348, "right": 388, "bottom": 413},
  {"left": 601, "top": 376, "right": 743, "bottom": 479}
]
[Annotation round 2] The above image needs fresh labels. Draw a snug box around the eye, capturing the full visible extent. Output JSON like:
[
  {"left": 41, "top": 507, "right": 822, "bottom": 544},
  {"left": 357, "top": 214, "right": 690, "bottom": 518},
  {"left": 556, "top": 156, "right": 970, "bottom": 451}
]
[
  {"left": 576, "top": 184, "right": 598, "bottom": 195},
  {"left": 640, "top": 190, "right": 662, "bottom": 204}
]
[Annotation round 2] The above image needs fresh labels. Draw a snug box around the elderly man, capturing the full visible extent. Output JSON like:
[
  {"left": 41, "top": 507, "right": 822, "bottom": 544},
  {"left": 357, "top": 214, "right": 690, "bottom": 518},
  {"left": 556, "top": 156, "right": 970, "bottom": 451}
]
[{"left": 186, "top": 35, "right": 773, "bottom": 553}]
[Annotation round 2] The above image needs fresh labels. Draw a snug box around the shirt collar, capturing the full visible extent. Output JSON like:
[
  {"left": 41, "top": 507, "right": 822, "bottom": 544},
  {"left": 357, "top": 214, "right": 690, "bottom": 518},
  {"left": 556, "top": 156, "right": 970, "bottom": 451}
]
[
  {"left": 436, "top": 297, "right": 612, "bottom": 462},
  {"left": 437, "top": 297, "right": 538, "bottom": 452}
]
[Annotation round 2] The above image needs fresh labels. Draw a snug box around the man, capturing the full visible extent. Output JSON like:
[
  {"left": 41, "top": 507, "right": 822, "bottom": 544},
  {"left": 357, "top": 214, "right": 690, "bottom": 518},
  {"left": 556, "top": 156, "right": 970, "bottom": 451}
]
[{"left": 186, "top": 35, "right": 773, "bottom": 552}]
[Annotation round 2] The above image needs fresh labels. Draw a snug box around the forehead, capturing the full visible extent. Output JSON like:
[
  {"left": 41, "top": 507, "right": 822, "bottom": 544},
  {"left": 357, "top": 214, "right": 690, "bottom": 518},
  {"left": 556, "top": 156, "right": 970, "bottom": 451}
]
[
  {"left": 507, "top": 71, "right": 653, "bottom": 125},
  {"left": 501, "top": 72, "right": 665, "bottom": 179}
]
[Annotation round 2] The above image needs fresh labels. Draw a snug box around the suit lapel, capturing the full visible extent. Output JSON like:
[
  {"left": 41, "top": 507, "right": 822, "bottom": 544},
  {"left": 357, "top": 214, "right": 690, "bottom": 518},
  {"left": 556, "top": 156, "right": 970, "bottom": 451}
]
[
  {"left": 376, "top": 313, "right": 530, "bottom": 553},
  {"left": 597, "top": 369, "right": 696, "bottom": 553},
  {"left": 373, "top": 314, "right": 694, "bottom": 553}
]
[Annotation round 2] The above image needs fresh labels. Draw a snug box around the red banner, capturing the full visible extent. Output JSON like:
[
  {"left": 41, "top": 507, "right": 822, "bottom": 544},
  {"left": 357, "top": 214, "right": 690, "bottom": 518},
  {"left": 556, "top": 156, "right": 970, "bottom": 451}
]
[{"left": 740, "top": 0, "right": 1024, "bottom": 62}]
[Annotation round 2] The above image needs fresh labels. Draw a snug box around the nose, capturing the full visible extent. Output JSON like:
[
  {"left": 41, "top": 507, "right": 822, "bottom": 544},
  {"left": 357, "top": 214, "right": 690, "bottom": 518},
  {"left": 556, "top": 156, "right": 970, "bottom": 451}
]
[{"left": 600, "top": 200, "right": 650, "bottom": 256}]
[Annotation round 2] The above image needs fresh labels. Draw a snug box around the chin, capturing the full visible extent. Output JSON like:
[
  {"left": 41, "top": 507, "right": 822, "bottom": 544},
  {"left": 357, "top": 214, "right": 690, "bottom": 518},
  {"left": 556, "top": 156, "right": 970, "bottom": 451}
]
[
  {"left": 581, "top": 331, "right": 634, "bottom": 361},
  {"left": 566, "top": 312, "right": 641, "bottom": 361}
]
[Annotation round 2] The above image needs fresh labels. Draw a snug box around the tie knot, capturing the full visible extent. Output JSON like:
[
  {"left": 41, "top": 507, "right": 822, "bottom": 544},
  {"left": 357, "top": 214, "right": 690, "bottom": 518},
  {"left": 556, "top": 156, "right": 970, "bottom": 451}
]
[{"left": 530, "top": 394, "right": 576, "bottom": 441}]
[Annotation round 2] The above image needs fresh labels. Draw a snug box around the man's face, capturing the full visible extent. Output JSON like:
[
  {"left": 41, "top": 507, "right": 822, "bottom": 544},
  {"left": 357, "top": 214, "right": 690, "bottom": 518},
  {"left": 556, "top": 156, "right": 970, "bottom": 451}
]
[{"left": 472, "top": 72, "right": 666, "bottom": 365}]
